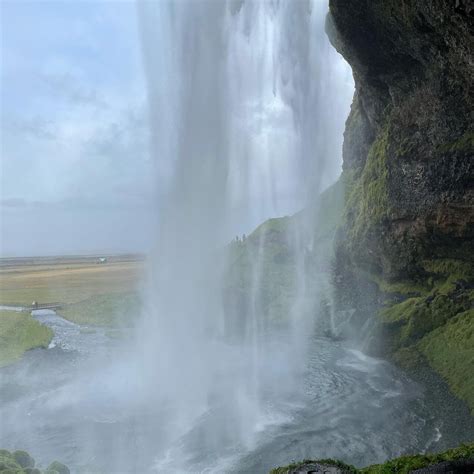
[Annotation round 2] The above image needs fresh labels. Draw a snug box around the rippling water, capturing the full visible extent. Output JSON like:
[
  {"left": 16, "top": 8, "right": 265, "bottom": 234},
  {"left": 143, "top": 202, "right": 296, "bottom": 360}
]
[{"left": 0, "top": 312, "right": 472, "bottom": 473}]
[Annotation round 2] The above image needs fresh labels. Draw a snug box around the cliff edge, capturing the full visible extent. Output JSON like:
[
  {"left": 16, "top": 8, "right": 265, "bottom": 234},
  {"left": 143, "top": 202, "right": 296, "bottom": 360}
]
[{"left": 327, "top": 1, "right": 474, "bottom": 410}]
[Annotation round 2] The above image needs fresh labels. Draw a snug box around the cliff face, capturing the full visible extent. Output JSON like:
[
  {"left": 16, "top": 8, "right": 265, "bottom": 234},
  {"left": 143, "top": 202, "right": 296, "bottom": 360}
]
[{"left": 327, "top": 1, "right": 474, "bottom": 410}]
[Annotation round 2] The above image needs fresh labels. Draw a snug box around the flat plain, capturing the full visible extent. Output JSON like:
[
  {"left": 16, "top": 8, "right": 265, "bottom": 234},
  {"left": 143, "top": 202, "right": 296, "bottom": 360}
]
[{"left": 0, "top": 255, "right": 145, "bottom": 365}]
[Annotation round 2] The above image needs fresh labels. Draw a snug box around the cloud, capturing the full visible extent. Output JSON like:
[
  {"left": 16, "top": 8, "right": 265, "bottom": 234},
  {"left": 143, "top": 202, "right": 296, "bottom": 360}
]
[
  {"left": 4, "top": 116, "right": 58, "bottom": 140},
  {"left": 39, "top": 72, "right": 109, "bottom": 109},
  {"left": 0, "top": 198, "right": 28, "bottom": 208},
  {"left": 1, "top": 1, "right": 153, "bottom": 255}
]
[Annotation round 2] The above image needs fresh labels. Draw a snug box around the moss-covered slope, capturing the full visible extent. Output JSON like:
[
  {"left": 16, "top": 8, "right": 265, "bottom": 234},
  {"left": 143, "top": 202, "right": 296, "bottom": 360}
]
[
  {"left": 270, "top": 442, "right": 474, "bottom": 474},
  {"left": 223, "top": 179, "right": 345, "bottom": 337}
]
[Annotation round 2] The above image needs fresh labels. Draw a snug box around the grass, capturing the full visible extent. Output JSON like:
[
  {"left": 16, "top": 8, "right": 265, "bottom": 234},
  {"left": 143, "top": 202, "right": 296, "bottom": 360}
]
[
  {"left": 0, "top": 311, "right": 53, "bottom": 367},
  {"left": 269, "top": 442, "right": 474, "bottom": 474},
  {"left": 225, "top": 216, "right": 299, "bottom": 328},
  {"left": 0, "top": 259, "right": 144, "bottom": 328},
  {"left": 59, "top": 292, "right": 141, "bottom": 327},
  {"left": 0, "top": 261, "right": 143, "bottom": 306},
  {"left": 372, "top": 254, "right": 474, "bottom": 411},
  {"left": 419, "top": 309, "right": 474, "bottom": 413},
  {"left": 0, "top": 259, "right": 143, "bottom": 366}
]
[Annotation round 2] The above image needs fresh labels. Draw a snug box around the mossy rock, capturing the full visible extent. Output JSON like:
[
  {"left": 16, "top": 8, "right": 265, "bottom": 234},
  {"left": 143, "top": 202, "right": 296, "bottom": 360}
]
[
  {"left": 12, "top": 451, "right": 34, "bottom": 469},
  {"left": 0, "top": 450, "right": 22, "bottom": 472},
  {"left": 270, "top": 458, "right": 356, "bottom": 474},
  {"left": 46, "top": 461, "right": 69, "bottom": 474},
  {"left": 270, "top": 443, "right": 474, "bottom": 473},
  {"left": 419, "top": 309, "right": 474, "bottom": 412}
]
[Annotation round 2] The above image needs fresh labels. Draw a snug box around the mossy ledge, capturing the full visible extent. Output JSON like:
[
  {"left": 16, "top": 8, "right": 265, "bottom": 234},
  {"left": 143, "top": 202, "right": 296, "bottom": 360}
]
[
  {"left": 269, "top": 442, "right": 474, "bottom": 474},
  {"left": 0, "top": 449, "right": 69, "bottom": 474},
  {"left": 364, "top": 258, "right": 474, "bottom": 412}
]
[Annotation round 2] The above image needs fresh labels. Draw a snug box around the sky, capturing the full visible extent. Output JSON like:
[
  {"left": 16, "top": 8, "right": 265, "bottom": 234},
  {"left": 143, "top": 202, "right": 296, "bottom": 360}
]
[
  {"left": 0, "top": 0, "right": 153, "bottom": 256},
  {"left": 0, "top": 0, "right": 353, "bottom": 257}
]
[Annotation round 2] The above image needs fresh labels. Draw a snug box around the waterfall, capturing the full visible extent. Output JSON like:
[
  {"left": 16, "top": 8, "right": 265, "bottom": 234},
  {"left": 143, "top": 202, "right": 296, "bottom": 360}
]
[{"left": 135, "top": 0, "right": 353, "bottom": 470}]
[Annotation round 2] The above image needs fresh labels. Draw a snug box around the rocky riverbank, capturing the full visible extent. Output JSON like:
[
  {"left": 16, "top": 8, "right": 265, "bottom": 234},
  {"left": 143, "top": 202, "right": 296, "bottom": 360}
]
[{"left": 270, "top": 442, "right": 474, "bottom": 474}]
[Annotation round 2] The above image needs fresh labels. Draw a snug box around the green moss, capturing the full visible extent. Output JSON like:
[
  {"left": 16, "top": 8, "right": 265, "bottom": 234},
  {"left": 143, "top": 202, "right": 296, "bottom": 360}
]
[
  {"left": 12, "top": 451, "right": 34, "bottom": 469},
  {"left": 0, "top": 449, "right": 22, "bottom": 471},
  {"left": 361, "top": 442, "right": 474, "bottom": 474},
  {"left": 379, "top": 297, "right": 422, "bottom": 324},
  {"left": 0, "top": 450, "right": 69, "bottom": 474},
  {"left": 46, "top": 461, "right": 69, "bottom": 474},
  {"left": 269, "top": 458, "right": 357, "bottom": 474},
  {"left": 419, "top": 309, "right": 474, "bottom": 412},
  {"left": 270, "top": 443, "right": 474, "bottom": 474},
  {"left": 437, "top": 131, "right": 474, "bottom": 153},
  {"left": 372, "top": 256, "right": 473, "bottom": 408},
  {"left": 224, "top": 207, "right": 334, "bottom": 331},
  {"left": 345, "top": 125, "right": 390, "bottom": 241},
  {"left": 380, "top": 291, "right": 468, "bottom": 348},
  {"left": 422, "top": 258, "right": 474, "bottom": 295},
  {"left": 0, "top": 311, "right": 53, "bottom": 367},
  {"left": 392, "top": 346, "right": 425, "bottom": 371},
  {"left": 370, "top": 274, "right": 429, "bottom": 297}
]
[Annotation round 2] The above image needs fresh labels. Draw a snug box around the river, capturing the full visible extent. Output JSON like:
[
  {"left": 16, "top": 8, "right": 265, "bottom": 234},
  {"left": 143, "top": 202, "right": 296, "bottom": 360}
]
[{"left": 0, "top": 311, "right": 472, "bottom": 473}]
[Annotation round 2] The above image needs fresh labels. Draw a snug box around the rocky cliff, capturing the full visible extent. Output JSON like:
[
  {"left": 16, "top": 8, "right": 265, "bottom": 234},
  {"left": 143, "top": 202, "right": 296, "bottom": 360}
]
[{"left": 326, "top": 1, "right": 474, "bottom": 410}]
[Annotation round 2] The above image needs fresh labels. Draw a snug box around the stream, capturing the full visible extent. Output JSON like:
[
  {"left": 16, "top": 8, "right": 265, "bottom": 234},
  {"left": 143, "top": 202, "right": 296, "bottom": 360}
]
[{"left": 0, "top": 312, "right": 473, "bottom": 473}]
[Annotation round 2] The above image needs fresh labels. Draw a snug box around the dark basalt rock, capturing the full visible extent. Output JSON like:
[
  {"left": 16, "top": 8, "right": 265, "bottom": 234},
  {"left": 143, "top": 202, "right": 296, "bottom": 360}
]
[
  {"left": 411, "top": 458, "right": 474, "bottom": 473},
  {"left": 327, "top": 0, "right": 473, "bottom": 280},
  {"left": 325, "top": 0, "right": 474, "bottom": 410},
  {"left": 286, "top": 463, "right": 353, "bottom": 474}
]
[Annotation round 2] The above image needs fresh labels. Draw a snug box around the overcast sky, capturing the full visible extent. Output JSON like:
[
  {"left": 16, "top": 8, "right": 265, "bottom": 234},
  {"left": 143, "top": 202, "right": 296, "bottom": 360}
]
[
  {"left": 0, "top": 1, "right": 353, "bottom": 258},
  {"left": 1, "top": 0, "right": 153, "bottom": 256}
]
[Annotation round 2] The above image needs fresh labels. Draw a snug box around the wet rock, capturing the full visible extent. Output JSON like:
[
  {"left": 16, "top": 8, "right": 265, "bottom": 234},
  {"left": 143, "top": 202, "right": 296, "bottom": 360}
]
[
  {"left": 12, "top": 450, "right": 35, "bottom": 468},
  {"left": 24, "top": 468, "right": 41, "bottom": 474},
  {"left": 326, "top": 0, "right": 474, "bottom": 409},
  {"left": 46, "top": 461, "right": 70, "bottom": 474},
  {"left": 327, "top": 1, "right": 473, "bottom": 280},
  {"left": 411, "top": 458, "right": 474, "bottom": 473},
  {"left": 287, "top": 463, "right": 353, "bottom": 474}
]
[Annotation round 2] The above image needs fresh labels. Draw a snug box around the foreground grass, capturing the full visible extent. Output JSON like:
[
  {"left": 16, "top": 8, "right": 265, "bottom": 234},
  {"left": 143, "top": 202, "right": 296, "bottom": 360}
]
[
  {"left": 270, "top": 442, "right": 474, "bottom": 473},
  {"left": 0, "top": 311, "right": 53, "bottom": 367}
]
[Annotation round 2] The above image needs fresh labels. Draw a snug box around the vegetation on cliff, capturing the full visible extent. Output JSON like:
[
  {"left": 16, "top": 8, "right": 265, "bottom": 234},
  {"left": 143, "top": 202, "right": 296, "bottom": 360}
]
[
  {"left": 270, "top": 442, "right": 474, "bottom": 474},
  {"left": 223, "top": 179, "right": 345, "bottom": 335}
]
